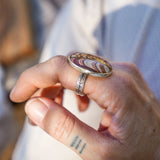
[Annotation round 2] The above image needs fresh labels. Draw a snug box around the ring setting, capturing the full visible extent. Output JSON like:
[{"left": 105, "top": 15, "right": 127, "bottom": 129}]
[{"left": 68, "top": 52, "right": 112, "bottom": 96}]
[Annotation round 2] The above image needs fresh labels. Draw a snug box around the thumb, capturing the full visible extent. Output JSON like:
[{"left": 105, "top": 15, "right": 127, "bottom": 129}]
[{"left": 25, "top": 97, "right": 107, "bottom": 160}]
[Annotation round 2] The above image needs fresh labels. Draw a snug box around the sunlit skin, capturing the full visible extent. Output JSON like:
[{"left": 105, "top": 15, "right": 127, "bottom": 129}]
[{"left": 10, "top": 55, "right": 160, "bottom": 160}]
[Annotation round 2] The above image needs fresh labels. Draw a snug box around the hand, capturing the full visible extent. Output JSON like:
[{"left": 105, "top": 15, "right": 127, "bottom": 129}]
[{"left": 10, "top": 55, "right": 160, "bottom": 160}]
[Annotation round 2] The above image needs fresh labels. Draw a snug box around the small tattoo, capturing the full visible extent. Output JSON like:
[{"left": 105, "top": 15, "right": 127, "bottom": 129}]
[
  {"left": 70, "top": 136, "right": 86, "bottom": 154},
  {"left": 79, "top": 143, "right": 86, "bottom": 154},
  {"left": 70, "top": 136, "right": 78, "bottom": 147},
  {"left": 75, "top": 139, "right": 82, "bottom": 149}
]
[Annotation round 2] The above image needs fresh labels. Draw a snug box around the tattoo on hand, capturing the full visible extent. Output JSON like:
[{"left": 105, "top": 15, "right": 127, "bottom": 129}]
[{"left": 70, "top": 136, "right": 86, "bottom": 154}]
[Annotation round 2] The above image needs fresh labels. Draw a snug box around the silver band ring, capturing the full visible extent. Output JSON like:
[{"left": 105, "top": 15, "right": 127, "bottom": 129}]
[
  {"left": 68, "top": 52, "right": 112, "bottom": 96},
  {"left": 76, "top": 73, "right": 88, "bottom": 96}
]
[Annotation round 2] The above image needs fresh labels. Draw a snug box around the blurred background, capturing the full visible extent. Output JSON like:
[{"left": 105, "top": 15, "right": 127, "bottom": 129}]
[{"left": 0, "top": 0, "right": 66, "bottom": 159}]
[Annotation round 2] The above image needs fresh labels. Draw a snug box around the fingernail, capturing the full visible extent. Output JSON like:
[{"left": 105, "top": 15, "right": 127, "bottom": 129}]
[
  {"left": 10, "top": 86, "right": 16, "bottom": 97},
  {"left": 25, "top": 98, "right": 49, "bottom": 125},
  {"left": 28, "top": 117, "right": 37, "bottom": 126}
]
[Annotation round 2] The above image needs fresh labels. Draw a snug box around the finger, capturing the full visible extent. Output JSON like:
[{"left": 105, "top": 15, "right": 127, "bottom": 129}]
[
  {"left": 54, "top": 88, "right": 64, "bottom": 105},
  {"left": 10, "top": 55, "right": 114, "bottom": 104},
  {"left": 27, "top": 85, "right": 64, "bottom": 126},
  {"left": 98, "top": 110, "right": 117, "bottom": 140},
  {"left": 75, "top": 94, "right": 90, "bottom": 111},
  {"left": 100, "top": 110, "right": 113, "bottom": 129},
  {"left": 25, "top": 97, "right": 114, "bottom": 160},
  {"left": 31, "top": 84, "right": 64, "bottom": 106},
  {"left": 31, "top": 83, "right": 63, "bottom": 99},
  {"left": 112, "top": 62, "right": 151, "bottom": 94},
  {"left": 40, "top": 84, "right": 63, "bottom": 100}
]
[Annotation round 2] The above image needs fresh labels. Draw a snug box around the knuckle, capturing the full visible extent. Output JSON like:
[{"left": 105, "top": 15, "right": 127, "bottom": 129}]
[
  {"left": 52, "top": 113, "right": 75, "bottom": 140},
  {"left": 117, "top": 72, "right": 134, "bottom": 89},
  {"left": 20, "top": 68, "right": 32, "bottom": 81},
  {"left": 123, "top": 62, "right": 139, "bottom": 76},
  {"left": 49, "top": 55, "right": 67, "bottom": 69}
]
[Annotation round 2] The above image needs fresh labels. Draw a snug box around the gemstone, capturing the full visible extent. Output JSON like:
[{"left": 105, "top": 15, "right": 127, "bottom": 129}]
[
  {"left": 68, "top": 52, "right": 112, "bottom": 77},
  {"left": 70, "top": 57, "right": 109, "bottom": 73}
]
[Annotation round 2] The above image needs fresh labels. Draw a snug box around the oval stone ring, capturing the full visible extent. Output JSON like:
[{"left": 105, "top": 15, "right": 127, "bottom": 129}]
[{"left": 68, "top": 52, "right": 112, "bottom": 96}]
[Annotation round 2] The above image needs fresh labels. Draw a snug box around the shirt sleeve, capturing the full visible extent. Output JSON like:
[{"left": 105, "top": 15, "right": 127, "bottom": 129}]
[{"left": 40, "top": 0, "right": 101, "bottom": 62}]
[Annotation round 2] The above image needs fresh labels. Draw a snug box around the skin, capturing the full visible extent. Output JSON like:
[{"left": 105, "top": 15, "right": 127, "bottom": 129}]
[{"left": 10, "top": 55, "right": 160, "bottom": 160}]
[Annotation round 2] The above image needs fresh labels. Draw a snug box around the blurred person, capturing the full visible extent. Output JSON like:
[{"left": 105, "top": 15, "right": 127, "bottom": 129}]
[
  {"left": 0, "top": 65, "right": 17, "bottom": 152},
  {"left": 11, "top": 0, "right": 160, "bottom": 160}
]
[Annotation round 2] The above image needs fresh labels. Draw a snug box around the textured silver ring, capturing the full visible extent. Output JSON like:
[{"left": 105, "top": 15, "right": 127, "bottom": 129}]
[
  {"left": 68, "top": 52, "right": 112, "bottom": 96},
  {"left": 76, "top": 73, "right": 88, "bottom": 96}
]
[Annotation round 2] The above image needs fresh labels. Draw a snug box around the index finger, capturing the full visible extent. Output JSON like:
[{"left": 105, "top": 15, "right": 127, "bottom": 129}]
[{"left": 10, "top": 55, "right": 107, "bottom": 102}]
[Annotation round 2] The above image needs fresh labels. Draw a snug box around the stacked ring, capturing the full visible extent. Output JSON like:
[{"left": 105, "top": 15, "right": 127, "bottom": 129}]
[{"left": 68, "top": 52, "right": 112, "bottom": 96}]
